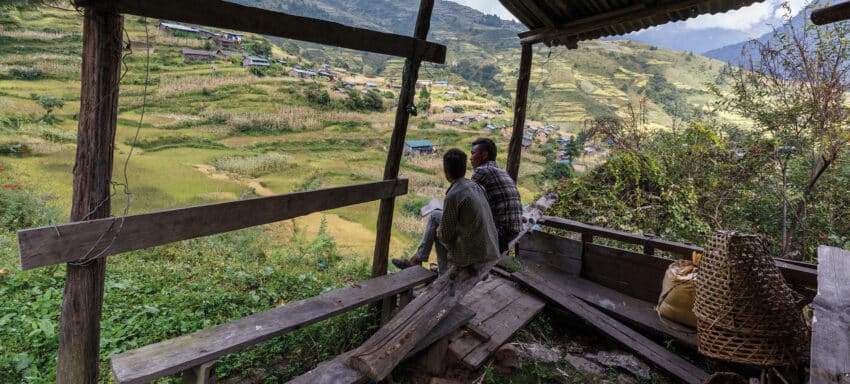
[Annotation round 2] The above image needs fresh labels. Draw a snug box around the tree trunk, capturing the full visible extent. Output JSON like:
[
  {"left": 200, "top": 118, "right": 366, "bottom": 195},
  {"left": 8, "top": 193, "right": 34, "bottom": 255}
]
[{"left": 57, "top": 8, "right": 123, "bottom": 384}]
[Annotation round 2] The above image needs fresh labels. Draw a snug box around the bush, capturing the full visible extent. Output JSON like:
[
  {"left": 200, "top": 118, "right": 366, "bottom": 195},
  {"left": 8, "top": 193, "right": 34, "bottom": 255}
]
[
  {"left": 7, "top": 68, "right": 43, "bottom": 80},
  {"left": 0, "top": 141, "right": 32, "bottom": 156},
  {"left": 129, "top": 135, "right": 226, "bottom": 152}
]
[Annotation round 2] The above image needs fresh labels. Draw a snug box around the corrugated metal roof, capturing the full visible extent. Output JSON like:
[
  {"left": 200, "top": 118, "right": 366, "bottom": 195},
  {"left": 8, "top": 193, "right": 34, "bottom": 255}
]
[
  {"left": 498, "top": 0, "right": 762, "bottom": 47},
  {"left": 405, "top": 140, "right": 433, "bottom": 148}
]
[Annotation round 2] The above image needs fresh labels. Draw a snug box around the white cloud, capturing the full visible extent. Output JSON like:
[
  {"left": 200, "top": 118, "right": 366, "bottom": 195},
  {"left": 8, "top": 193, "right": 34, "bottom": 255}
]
[
  {"left": 447, "top": 0, "right": 517, "bottom": 21},
  {"left": 683, "top": 0, "right": 807, "bottom": 32}
]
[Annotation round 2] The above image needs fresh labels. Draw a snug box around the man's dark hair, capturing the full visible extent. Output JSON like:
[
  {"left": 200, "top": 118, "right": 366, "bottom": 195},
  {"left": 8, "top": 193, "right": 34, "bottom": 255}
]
[
  {"left": 472, "top": 137, "right": 497, "bottom": 161},
  {"left": 443, "top": 148, "right": 467, "bottom": 179}
]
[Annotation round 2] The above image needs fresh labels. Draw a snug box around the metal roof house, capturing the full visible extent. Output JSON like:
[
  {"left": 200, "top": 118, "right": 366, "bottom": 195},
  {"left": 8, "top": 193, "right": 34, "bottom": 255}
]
[
  {"left": 243, "top": 56, "right": 270, "bottom": 68},
  {"left": 403, "top": 140, "right": 435, "bottom": 156}
]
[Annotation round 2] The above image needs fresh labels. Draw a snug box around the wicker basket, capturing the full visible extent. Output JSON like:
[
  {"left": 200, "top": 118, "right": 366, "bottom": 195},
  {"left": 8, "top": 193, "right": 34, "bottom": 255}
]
[{"left": 694, "top": 231, "right": 807, "bottom": 365}]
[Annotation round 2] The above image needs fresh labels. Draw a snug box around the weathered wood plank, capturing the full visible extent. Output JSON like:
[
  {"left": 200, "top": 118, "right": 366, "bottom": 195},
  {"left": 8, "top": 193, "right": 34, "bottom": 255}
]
[
  {"left": 812, "top": 1, "right": 850, "bottom": 25},
  {"left": 460, "top": 293, "right": 545, "bottom": 368},
  {"left": 810, "top": 246, "right": 850, "bottom": 384},
  {"left": 448, "top": 278, "right": 525, "bottom": 360},
  {"left": 505, "top": 43, "right": 533, "bottom": 181},
  {"left": 19, "top": 180, "right": 407, "bottom": 270},
  {"left": 513, "top": 269, "right": 710, "bottom": 384},
  {"left": 56, "top": 8, "right": 124, "bottom": 384},
  {"left": 73, "top": 0, "right": 446, "bottom": 63},
  {"left": 517, "top": 231, "right": 582, "bottom": 275},
  {"left": 540, "top": 216, "right": 818, "bottom": 293},
  {"left": 288, "top": 304, "right": 475, "bottom": 384},
  {"left": 582, "top": 243, "right": 669, "bottom": 303},
  {"left": 346, "top": 261, "right": 495, "bottom": 381},
  {"left": 522, "top": 264, "right": 697, "bottom": 348},
  {"left": 110, "top": 267, "right": 435, "bottom": 384}
]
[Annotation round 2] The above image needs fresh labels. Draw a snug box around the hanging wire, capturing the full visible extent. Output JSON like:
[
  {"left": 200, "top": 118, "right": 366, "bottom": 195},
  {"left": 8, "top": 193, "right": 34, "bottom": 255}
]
[{"left": 70, "top": 17, "right": 151, "bottom": 266}]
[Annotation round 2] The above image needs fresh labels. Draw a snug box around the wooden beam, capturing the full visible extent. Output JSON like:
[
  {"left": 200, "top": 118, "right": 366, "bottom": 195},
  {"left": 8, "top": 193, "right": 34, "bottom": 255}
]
[
  {"left": 73, "top": 0, "right": 446, "bottom": 63},
  {"left": 513, "top": 269, "right": 710, "bottom": 384},
  {"left": 541, "top": 215, "right": 818, "bottom": 291},
  {"left": 812, "top": 1, "right": 850, "bottom": 25},
  {"left": 110, "top": 267, "right": 436, "bottom": 384},
  {"left": 372, "top": 0, "right": 435, "bottom": 281},
  {"left": 810, "top": 246, "right": 850, "bottom": 384},
  {"left": 506, "top": 43, "right": 532, "bottom": 182},
  {"left": 289, "top": 304, "right": 475, "bottom": 384},
  {"left": 56, "top": 8, "right": 123, "bottom": 384},
  {"left": 19, "top": 180, "right": 407, "bottom": 270}
]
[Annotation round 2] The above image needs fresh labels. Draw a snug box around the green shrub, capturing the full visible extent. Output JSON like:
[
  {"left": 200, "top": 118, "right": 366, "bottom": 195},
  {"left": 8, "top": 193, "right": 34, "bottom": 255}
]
[
  {"left": 0, "top": 141, "right": 32, "bottom": 156},
  {"left": 129, "top": 135, "right": 226, "bottom": 152},
  {"left": 7, "top": 68, "right": 43, "bottom": 80}
]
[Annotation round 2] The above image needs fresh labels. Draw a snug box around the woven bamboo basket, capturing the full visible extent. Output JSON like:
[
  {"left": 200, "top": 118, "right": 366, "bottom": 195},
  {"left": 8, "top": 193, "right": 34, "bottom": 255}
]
[{"left": 694, "top": 231, "right": 806, "bottom": 365}]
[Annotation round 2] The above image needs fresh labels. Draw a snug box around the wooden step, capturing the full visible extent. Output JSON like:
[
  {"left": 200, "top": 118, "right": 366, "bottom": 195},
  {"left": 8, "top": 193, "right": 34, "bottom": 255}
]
[{"left": 447, "top": 276, "right": 545, "bottom": 369}]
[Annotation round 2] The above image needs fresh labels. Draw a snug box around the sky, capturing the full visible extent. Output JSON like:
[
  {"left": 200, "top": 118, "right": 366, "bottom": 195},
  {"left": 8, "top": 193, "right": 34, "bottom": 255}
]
[{"left": 450, "top": 0, "right": 807, "bottom": 35}]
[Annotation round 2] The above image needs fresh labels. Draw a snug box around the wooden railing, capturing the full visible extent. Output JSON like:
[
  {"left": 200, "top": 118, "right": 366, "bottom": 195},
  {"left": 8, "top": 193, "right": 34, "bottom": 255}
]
[
  {"left": 538, "top": 215, "right": 818, "bottom": 291},
  {"left": 19, "top": 179, "right": 407, "bottom": 270}
]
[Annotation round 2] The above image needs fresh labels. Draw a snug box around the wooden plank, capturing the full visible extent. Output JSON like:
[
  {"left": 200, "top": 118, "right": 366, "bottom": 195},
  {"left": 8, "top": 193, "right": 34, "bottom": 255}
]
[
  {"left": 517, "top": 231, "right": 582, "bottom": 275},
  {"left": 812, "top": 1, "right": 850, "bottom": 25},
  {"left": 523, "top": 264, "right": 697, "bottom": 348},
  {"left": 289, "top": 304, "right": 475, "bottom": 384},
  {"left": 810, "top": 246, "right": 850, "bottom": 384},
  {"left": 513, "top": 269, "right": 710, "bottom": 384},
  {"left": 583, "top": 243, "right": 669, "bottom": 303},
  {"left": 541, "top": 216, "right": 818, "bottom": 292},
  {"left": 74, "top": 0, "right": 446, "bottom": 63},
  {"left": 448, "top": 278, "right": 525, "bottom": 360},
  {"left": 505, "top": 43, "right": 533, "bottom": 181},
  {"left": 56, "top": 8, "right": 124, "bottom": 384},
  {"left": 346, "top": 261, "right": 496, "bottom": 381},
  {"left": 19, "top": 179, "right": 407, "bottom": 270},
  {"left": 461, "top": 293, "right": 545, "bottom": 368},
  {"left": 541, "top": 216, "right": 701, "bottom": 257},
  {"left": 110, "top": 267, "right": 435, "bottom": 384}
]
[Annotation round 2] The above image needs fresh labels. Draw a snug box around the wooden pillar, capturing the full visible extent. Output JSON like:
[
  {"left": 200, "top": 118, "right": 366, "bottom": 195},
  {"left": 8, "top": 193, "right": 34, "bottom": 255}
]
[
  {"left": 372, "top": 0, "right": 435, "bottom": 279},
  {"left": 506, "top": 43, "right": 533, "bottom": 182},
  {"left": 56, "top": 8, "right": 123, "bottom": 384}
]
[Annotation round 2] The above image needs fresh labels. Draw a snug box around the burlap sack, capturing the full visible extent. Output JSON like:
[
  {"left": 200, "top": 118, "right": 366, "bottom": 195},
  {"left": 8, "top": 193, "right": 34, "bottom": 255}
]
[{"left": 656, "top": 259, "right": 697, "bottom": 328}]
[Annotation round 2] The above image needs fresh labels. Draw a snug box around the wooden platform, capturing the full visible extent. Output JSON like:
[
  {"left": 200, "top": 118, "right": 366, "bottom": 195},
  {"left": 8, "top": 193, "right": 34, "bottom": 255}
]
[
  {"left": 447, "top": 276, "right": 545, "bottom": 369},
  {"left": 110, "top": 267, "right": 435, "bottom": 384},
  {"left": 289, "top": 304, "right": 475, "bottom": 384}
]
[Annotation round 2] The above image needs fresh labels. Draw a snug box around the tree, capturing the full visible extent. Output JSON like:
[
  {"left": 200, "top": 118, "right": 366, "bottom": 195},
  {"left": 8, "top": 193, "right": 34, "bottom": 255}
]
[
  {"left": 416, "top": 86, "right": 431, "bottom": 115},
  {"left": 37, "top": 95, "right": 63, "bottom": 116},
  {"left": 712, "top": 5, "right": 850, "bottom": 259},
  {"left": 250, "top": 40, "right": 272, "bottom": 57},
  {"left": 564, "top": 135, "right": 581, "bottom": 161}
]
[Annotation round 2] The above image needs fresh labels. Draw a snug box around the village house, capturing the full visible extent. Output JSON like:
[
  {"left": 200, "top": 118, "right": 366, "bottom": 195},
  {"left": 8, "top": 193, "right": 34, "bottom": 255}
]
[
  {"left": 487, "top": 107, "right": 505, "bottom": 115},
  {"left": 522, "top": 134, "right": 533, "bottom": 149},
  {"left": 434, "top": 80, "right": 448, "bottom": 86},
  {"left": 442, "top": 105, "right": 459, "bottom": 113},
  {"left": 159, "top": 21, "right": 198, "bottom": 35},
  {"left": 317, "top": 70, "right": 334, "bottom": 81},
  {"left": 209, "top": 35, "right": 238, "bottom": 48},
  {"left": 403, "top": 140, "right": 434, "bottom": 156},
  {"left": 181, "top": 49, "right": 218, "bottom": 63},
  {"left": 288, "top": 67, "right": 317, "bottom": 79},
  {"left": 365, "top": 82, "right": 378, "bottom": 88},
  {"left": 243, "top": 56, "right": 270, "bottom": 68},
  {"left": 216, "top": 49, "right": 245, "bottom": 59}
]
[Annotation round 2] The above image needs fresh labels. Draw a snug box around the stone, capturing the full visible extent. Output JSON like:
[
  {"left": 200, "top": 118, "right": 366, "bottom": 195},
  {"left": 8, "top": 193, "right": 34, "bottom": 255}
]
[
  {"left": 494, "top": 344, "right": 523, "bottom": 369},
  {"left": 519, "top": 343, "right": 560, "bottom": 364},
  {"left": 617, "top": 373, "right": 639, "bottom": 384},
  {"left": 586, "top": 351, "right": 651, "bottom": 379},
  {"left": 564, "top": 353, "right": 605, "bottom": 376}
]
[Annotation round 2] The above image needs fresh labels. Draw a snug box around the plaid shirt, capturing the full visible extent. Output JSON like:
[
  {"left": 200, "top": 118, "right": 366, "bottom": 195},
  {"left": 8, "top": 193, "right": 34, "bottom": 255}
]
[
  {"left": 438, "top": 178, "right": 500, "bottom": 267},
  {"left": 472, "top": 161, "right": 522, "bottom": 235}
]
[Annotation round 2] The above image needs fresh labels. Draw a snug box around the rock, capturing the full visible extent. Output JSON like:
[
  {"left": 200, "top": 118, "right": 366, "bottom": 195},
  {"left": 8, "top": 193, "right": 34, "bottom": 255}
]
[
  {"left": 519, "top": 343, "right": 561, "bottom": 364},
  {"left": 564, "top": 353, "right": 605, "bottom": 376},
  {"left": 586, "top": 351, "right": 651, "bottom": 379},
  {"left": 617, "top": 373, "right": 639, "bottom": 384},
  {"left": 0, "top": 267, "right": 9, "bottom": 276},
  {"left": 495, "top": 344, "right": 523, "bottom": 369}
]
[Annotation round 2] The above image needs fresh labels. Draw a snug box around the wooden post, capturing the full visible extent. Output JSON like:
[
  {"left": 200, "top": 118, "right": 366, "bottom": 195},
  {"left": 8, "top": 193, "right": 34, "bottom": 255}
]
[
  {"left": 372, "top": 0, "right": 435, "bottom": 279},
  {"left": 56, "top": 8, "right": 123, "bottom": 384},
  {"left": 810, "top": 246, "right": 850, "bottom": 384},
  {"left": 506, "top": 43, "right": 533, "bottom": 182}
]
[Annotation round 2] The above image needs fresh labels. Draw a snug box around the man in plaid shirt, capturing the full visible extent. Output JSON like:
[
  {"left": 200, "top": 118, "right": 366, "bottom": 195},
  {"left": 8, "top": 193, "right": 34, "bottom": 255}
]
[
  {"left": 469, "top": 138, "right": 522, "bottom": 253},
  {"left": 393, "top": 138, "right": 522, "bottom": 270}
]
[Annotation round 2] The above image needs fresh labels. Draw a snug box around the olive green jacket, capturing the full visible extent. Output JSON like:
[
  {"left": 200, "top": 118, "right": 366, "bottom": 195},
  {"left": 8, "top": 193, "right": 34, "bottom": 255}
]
[{"left": 438, "top": 177, "right": 500, "bottom": 267}]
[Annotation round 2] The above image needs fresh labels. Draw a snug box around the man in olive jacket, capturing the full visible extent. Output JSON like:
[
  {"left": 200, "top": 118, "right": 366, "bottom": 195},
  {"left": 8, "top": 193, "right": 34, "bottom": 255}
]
[{"left": 435, "top": 148, "right": 500, "bottom": 272}]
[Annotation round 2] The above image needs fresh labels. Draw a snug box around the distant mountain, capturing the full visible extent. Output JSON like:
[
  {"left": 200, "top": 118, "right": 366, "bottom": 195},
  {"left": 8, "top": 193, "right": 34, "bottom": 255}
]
[
  {"left": 619, "top": 23, "right": 755, "bottom": 53},
  {"left": 703, "top": 11, "right": 808, "bottom": 66}
]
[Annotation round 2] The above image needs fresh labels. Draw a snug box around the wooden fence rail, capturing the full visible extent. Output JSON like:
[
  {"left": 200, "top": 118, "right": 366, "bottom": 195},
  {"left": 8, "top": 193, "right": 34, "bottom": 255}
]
[
  {"left": 74, "top": 0, "right": 446, "bottom": 63},
  {"left": 19, "top": 180, "right": 407, "bottom": 270},
  {"left": 539, "top": 215, "right": 818, "bottom": 290}
]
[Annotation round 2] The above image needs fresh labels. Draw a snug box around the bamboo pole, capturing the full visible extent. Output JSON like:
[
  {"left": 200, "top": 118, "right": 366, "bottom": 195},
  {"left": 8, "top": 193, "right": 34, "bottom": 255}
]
[
  {"left": 56, "top": 8, "right": 123, "bottom": 384},
  {"left": 506, "top": 43, "right": 533, "bottom": 182},
  {"left": 372, "top": 0, "right": 435, "bottom": 279}
]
